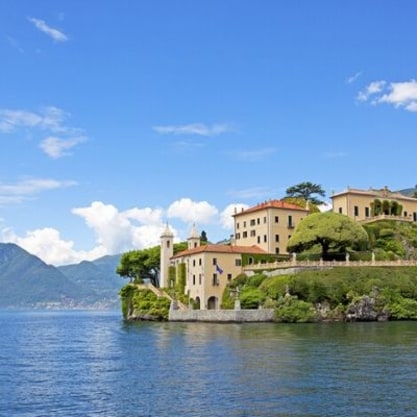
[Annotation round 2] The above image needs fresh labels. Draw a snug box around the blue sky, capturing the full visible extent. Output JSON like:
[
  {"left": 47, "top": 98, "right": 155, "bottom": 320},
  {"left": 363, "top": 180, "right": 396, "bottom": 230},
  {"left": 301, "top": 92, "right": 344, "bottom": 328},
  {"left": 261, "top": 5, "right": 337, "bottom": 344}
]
[{"left": 1, "top": 1, "right": 417, "bottom": 265}]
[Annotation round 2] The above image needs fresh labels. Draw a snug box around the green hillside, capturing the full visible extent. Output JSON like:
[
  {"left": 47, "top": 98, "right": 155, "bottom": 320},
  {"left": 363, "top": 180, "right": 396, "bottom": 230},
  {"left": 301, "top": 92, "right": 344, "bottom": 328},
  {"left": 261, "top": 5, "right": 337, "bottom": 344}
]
[
  {"left": 0, "top": 244, "right": 123, "bottom": 309},
  {"left": 0, "top": 243, "right": 94, "bottom": 308}
]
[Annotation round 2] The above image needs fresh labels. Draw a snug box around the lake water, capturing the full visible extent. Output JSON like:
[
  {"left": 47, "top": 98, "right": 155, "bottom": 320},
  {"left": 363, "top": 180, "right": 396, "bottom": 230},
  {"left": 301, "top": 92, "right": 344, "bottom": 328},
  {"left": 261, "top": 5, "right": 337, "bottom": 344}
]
[{"left": 0, "top": 311, "right": 416, "bottom": 417}]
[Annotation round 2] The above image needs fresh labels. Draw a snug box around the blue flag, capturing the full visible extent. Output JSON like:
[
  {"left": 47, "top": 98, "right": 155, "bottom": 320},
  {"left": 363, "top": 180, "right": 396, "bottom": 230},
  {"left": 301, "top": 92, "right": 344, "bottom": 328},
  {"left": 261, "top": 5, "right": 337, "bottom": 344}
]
[{"left": 216, "top": 264, "right": 223, "bottom": 274}]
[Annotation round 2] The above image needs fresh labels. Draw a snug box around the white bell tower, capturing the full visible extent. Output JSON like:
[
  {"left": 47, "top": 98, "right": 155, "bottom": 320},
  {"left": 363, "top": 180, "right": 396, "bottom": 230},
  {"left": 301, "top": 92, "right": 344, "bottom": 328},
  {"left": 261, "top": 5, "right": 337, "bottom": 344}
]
[
  {"left": 160, "top": 223, "right": 174, "bottom": 288},
  {"left": 187, "top": 224, "right": 200, "bottom": 249}
]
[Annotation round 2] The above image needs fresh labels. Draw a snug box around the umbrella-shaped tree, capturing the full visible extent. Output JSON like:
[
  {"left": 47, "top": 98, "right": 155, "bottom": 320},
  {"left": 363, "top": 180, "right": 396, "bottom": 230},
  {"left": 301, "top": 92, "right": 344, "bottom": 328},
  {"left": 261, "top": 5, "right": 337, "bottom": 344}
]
[{"left": 287, "top": 211, "right": 369, "bottom": 259}]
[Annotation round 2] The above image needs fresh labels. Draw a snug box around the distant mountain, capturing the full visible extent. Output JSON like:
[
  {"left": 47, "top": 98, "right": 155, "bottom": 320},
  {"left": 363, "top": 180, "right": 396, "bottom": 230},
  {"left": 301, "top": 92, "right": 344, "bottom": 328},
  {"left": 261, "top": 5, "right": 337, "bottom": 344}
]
[
  {"left": 0, "top": 243, "right": 125, "bottom": 310},
  {"left": 398, "top": 187, "right": 417, "bottom": 197},
  {"left": 58, "top": 254, "right": 124, "bottom": 308}
]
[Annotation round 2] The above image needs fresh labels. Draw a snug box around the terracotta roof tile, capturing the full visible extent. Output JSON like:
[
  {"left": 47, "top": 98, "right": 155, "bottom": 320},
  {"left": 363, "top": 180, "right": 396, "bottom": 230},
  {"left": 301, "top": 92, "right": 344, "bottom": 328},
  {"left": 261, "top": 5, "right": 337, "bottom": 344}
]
[
  {"left": 233, "top": 199, "right": 309, "bottom": 216},
  {"left": 172, "top": 244, "right": 266, "bottom": 259}
]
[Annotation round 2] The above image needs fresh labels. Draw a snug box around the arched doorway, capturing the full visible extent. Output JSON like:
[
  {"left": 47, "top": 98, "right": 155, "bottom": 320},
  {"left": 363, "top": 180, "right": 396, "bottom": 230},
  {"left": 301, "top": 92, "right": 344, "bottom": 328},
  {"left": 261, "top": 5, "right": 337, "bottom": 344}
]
[
  {"left": 194, "top": 296, "right": 201, "bottom": 310},
  {"left": 207, "top": 296, "right": 218, "bottom": 310}
]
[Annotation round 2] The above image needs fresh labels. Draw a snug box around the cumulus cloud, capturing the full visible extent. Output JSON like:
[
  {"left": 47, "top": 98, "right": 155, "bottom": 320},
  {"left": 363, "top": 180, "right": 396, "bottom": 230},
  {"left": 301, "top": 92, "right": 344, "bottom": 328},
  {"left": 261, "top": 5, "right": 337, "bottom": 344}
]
[
  {"left": 0, "top": 198, "right": 247, "bottom": 265},
  {"left": 28, "top": 17, "right": 68, "bottom": 42},
  {"left": 72, "top": 201, "right": 167, "bottom": 255},
  {"left": 0, "top": 106, "right": 86, "bottom": 157},
  {"left": 220, "top": 204, "right": 249, "bottom": 230},
  {"left": 167, "top": 198, "right": 219, "bottom": 224},
  {"left": 0, "top": 177, "right": 77, "bottom": 206},
  {"left": 153, "top": 123, "right": 234, "bottom": 136},
  {"left": 357, "top": 79, "right": 417, "bottom": 112},
  {"left": 1, "top": 227, "right": 98, "bottom": 266}
]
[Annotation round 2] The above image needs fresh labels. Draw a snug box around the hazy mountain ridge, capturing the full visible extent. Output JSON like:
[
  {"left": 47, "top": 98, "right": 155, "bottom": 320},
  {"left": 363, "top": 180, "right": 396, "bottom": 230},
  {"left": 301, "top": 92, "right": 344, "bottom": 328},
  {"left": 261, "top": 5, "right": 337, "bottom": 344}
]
[{"left": 0, "top": 243, "right": 124, "bottom": 309}]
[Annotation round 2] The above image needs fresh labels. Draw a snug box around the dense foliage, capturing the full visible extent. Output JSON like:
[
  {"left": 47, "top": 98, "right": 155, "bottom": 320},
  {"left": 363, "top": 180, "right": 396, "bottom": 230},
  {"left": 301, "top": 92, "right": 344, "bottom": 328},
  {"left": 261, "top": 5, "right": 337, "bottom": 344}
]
[
  {"left": 223, "top": 267, "right": 417, "bottom": 322},
  {"left": 287, "top": 212, "right": 369, "bottom": 258},
  {"left": 119, "top": 284, "right": 171, "bottom": 320},
  {"left": 116, "top": 242, "right": 188, "bottom": 286}
]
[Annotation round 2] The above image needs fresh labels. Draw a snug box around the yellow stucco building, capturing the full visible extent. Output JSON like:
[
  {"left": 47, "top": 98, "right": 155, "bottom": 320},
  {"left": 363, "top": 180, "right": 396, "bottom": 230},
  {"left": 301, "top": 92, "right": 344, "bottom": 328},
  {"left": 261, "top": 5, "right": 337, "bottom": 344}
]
[
  {"left": 331, "top": 186, "right": 417, "bottom": 222},
  {"left": 161, "top": 201, "right": 310, "bottom": 310},
  {"left": 233, "top": 200, "right": 309, "bottom": 254}
]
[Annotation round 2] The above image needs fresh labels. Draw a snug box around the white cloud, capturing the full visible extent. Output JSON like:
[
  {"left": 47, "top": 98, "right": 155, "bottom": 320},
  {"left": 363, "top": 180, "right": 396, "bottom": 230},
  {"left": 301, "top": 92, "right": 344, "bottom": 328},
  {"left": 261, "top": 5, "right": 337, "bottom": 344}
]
[
  {"left": 153, "top": 123, "right": 234, "bottom": 136},
  {"left": 40, "top": 136, "right": 87, "bottom": 158},
  {"left": 378, "top": 80, "right": 417, "bottom": 111},
  {"left": 0, "top": 106, "right": 87, "bottom": 157},
  {"left": 1, "top": 227, "right": 99, "bottom": 266},
  {"left": 234, "top": 147, "right": 277, "bottom": 162},
  {"left": 318, "top": 202, "right": 332, "bottom": 212},
  {"left": 0, "top": 109, "right": 43, "bottom": 132},
  {"left": 357, "top": 79, "right": 417, "bottom": 112},
  {"left": 0, "top": 177, "right": 77, "bottom": 206},
  {"left": 220, "top": 204, "right": 249, "bottom": 230},
  {"left": 167, "top": 198, "right": 219, "bottom": 224},
  {"left": 357, "top": 80, "right": 386, "bottom": 102},
  {"left": 346, "top": 71, "right": 362, "bottom": 84},
  {"left": 72, "top": 201, "right": 167, "bottom": 255},
  {"left": 28, "top": 17, "right": 68, "bottom": 42},
  {"left": 0, "top": 198, "right": 249, "bottom": 265}
]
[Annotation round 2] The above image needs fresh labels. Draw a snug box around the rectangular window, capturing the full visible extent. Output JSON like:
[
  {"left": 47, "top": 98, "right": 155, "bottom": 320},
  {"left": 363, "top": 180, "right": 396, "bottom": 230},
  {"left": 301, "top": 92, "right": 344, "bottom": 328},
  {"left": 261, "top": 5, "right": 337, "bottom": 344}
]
[
  {"left": 414, "top": 212, "right": 417, "bottom": 222},
  {"left": 235, "top": 259, "right": 242, "bottom": 266},
  {"left": 212, "top": 274, "right": 218, "bottom": 286},
  {"left": 257, "top": 236, "right": 260, "bottom": 244},
  {"left": 236, "top": 222, "right": 240, "bottom": 229},
  {"left": 235, "top": 232, "right": 240, "bottom": 239},
  {"left": 199, "top": 274, "right": 202, "bottom": 285},
  {"left": 250, "top": 219, "right": 256, "bottom": 226},
  {"left": 275, "top": 216, "right": 279, "bottom": 223},
  {"left": 288, "top": 215, "right": 293, "bottom": 227},
  {"left": 275, "top": 247, "right": 280, "bottom": 254},
  {"left": 227, "top": 273, "right": 232, "bottom": 281},
  {"left": 243, "top": 221, "right": 246, "bottom": 227},
  {"left": 250, "top": 230, "right": 256, "bottom": 237},
  {"left": 365, "top": 207, "right": 370, "bottom": 217},
  {"left": 264, "top": 217, "right": 267, "bottom": 223},
  {"left": 243, "top": 231, "right": 247, "bottom": 238},
  {"left": 212, "top": 258, "right": 217, "bottom": 265},
  {"left": 257, "top": 218, "right": 260, "bottom": 224},
  {"left": 193, "top": 259, "right": 196, "bottom": 267},
  {"left": 193, "top": 274, "right": 196, "bottom": 285},
  {"left": 354, "top": 206, "right": 359, "bottom": 217},
  {"left": 275, "top": 234, "right": 279, "bottom": 242},
  {"left": 264, "top": 235, "right": 267, "bottom": 243}
]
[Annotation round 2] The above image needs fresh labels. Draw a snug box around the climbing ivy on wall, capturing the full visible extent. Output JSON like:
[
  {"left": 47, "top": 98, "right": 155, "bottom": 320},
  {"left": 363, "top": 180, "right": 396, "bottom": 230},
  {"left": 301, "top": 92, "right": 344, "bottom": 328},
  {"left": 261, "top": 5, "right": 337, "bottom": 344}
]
[{"left": 176, "top": 262, "right": 186, "bottom": 294}]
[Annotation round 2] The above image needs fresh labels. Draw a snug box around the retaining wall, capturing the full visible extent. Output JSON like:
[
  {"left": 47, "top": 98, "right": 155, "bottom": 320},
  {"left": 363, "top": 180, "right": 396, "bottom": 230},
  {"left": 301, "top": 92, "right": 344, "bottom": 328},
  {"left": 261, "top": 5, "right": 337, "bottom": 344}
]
[{"left": 168, "top": 308, "right": 274, "bottom": 322}]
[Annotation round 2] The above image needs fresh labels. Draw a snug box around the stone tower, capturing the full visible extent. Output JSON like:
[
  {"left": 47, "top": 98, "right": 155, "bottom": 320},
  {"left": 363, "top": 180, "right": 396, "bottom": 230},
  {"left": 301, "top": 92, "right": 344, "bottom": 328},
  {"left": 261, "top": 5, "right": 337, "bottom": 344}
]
[
  {"left": 187, "top": 224, "right": 200, "bottom": 249},
  {"left": 159, "top": 223, "right": 174, "bottom": 288}
]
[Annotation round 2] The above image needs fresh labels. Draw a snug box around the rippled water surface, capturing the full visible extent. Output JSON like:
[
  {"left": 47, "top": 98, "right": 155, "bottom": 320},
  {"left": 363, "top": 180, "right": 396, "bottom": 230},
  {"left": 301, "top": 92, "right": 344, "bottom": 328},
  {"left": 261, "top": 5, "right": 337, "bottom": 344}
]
[{"left": 1, "top": 311, "right": 417, "bottom": 416}]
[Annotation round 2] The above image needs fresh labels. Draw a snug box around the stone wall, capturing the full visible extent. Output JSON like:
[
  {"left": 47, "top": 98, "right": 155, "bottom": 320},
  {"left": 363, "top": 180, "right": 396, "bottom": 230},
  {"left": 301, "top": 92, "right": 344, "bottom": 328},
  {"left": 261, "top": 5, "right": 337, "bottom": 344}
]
[{"left": 169, "top": 308, "right": 274, "bottom": 322}]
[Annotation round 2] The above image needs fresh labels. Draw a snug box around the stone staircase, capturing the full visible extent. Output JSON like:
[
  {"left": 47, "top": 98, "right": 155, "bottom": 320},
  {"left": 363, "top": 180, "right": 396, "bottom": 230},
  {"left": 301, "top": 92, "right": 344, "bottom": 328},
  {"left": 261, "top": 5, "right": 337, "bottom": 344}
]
[{"left": 136, "top": 282, "right": 188, "bottom": 311}]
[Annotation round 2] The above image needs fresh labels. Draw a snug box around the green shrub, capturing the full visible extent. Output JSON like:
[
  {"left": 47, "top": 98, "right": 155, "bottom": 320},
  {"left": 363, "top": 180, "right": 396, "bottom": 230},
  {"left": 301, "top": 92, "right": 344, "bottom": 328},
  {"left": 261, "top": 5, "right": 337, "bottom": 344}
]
[
  {"left": 240, "top": 288, "right": 266, "bottom": 309},
  {"left": 274, "top": 296, "right": 317, "bottom": 323}
]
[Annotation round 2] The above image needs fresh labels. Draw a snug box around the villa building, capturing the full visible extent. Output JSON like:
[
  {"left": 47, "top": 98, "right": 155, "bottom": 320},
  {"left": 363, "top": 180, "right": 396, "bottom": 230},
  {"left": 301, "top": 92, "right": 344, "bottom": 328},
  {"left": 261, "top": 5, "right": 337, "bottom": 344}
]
[
  {"left": 160, "top": 201, "right": 310, "bottom": 310},
  {"left": 233, "top": 200, "right": 309, "bottom": 254},
  {"left": 331, "top": 186, "right": 417, "bottom": 223}
]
